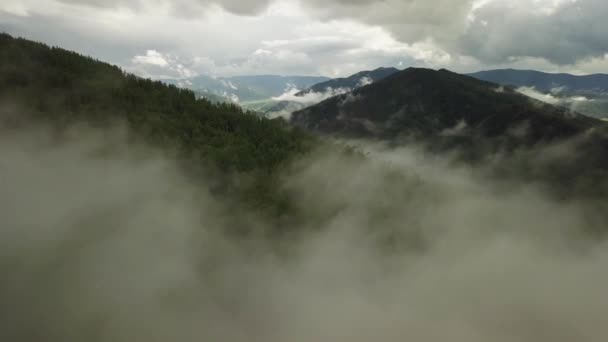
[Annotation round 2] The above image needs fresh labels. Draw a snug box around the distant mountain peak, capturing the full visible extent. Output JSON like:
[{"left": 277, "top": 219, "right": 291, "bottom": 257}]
[
  {"left": 469, "top": 69, "right": 608, "bottom": 92},
  {"left": 292, "top": 67, "right": 599, "bottom": 143},
  {"left": 468, "top": 69, "right": 608, "bottom": 119},
  {"left": 295, "top": 67, "right": 401, "bottom": 97}
]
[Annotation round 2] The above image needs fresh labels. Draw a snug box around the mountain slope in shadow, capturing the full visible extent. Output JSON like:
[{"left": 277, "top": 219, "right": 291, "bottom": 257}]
[{"left": 292, "top": 68, "right": 600, "bottom": 144}]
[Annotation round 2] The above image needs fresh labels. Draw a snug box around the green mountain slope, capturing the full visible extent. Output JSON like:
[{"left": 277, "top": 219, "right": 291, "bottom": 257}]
[
  {"left": 0, "top": 33, "right": 321, "bottom": 220},
  {"left": 293, "top": 68, "right": 599, "bottom": 142},
  {"left": 0, "top": 33, "right": 313, "bottom": 173}
]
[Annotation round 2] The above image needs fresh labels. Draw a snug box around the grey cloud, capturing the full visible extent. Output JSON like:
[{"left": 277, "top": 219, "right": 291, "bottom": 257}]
[
  {"left": 206, "top": 0, "right": 272, "bottom": 15},
  {"left": 57, "top": 0, "right": 273, "bottom": 15},
  {"left": 303, "top": 0, "right": 474, "bottom": 42},
  {"left": 459, "top": 0, "right": 608, "bottom": 65},
  {"left": 0, "top": 12, "right": 171, "bottom": 66},
  {"left": 58, "top": 0, "right": 142, "bottom": 9},
  {"left": 263, "top": 37, "right": 361, "bottom": 56},
  {"left": 301, "top": 0, "right": 608, "bottom": 66}
]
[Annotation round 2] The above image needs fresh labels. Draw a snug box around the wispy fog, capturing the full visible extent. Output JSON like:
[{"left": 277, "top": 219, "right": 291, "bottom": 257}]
[
  {"left": 517, "top": 86, "right": 594, "bottom": 111},
  {"left": 1, "top": 123, "right": 608, "bottom": 341},
  {"left": 272, "top": 86, "right": 351, "bottom": 105},
  {"left": 266, "top": 87, "right": 352, "bottom": 119}
]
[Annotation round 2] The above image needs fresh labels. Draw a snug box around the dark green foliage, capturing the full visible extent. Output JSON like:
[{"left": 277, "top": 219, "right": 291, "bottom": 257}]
[
  {"left": 0, "top": 33, "right": 318, "bottom": 221},
  {"left": 0, "top": 33, "right": 314, "bottom": 174}
]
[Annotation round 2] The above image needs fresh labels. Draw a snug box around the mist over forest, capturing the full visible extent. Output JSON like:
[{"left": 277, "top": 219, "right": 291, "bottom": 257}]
[
  {"left": 2, "top": 0, "right": 608, "bottom": 339},
  {"left": 3, "top": 113, "right": 608, "bottom": 341}
]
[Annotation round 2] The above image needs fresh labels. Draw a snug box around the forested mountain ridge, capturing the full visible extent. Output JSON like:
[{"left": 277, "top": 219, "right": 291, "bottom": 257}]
[
  {"left": 292, "top": 67, "right": 608, "bottom": 198},
  {"left": 0, "top": 33, "right": 322, "bottom": 221},
  {"left": 0, "top": 32, "right": 314, "bottom": 173},
  {"left": 292, "top": 67, "right": 599, "bottom": 142}
]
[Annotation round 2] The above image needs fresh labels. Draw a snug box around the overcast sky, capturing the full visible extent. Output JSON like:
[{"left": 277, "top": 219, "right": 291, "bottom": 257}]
[{"left": 1, "top": 0, "right": 607, "bottom": 78}]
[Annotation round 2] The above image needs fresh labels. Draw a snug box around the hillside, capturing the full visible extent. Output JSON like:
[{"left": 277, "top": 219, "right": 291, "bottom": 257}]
[
  {"left": 292, "top": 67, "right": 608, "bottom": 198},
  {"left": 0, "top": 33, "right": 315, "bottom": 172},
  {"left": 0, "top": 33, "right": 321, "bottom": 219},
  {"left": 292, "top": 68, "right": 599, "bottom": 143}
]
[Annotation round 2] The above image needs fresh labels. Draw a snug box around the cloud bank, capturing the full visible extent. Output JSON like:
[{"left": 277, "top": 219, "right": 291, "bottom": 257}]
[{"left": 1, "top": 118, "right": 608, "bottom": 341}]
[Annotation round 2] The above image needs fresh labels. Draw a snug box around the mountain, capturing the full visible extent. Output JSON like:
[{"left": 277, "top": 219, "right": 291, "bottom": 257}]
[
  {"left": 0, "top": 33, "right": 317, "bottom": 215},
  {"left": 292, "top": 68, "right": 600, "bottom": 143},
  {"left": 173, "top": 67, "right": 399, "bottom": 118},
  {"left": 246, "top": 67, "right": 401, "bottom": 119},
  {"left": 292, "top": 67, "right": 608, "bottom": 198},
  {"left": 163, "top": 74, "right": 329, "bottom": 102},
  {"left": 468, "top": 69, "right": 608, "bottom": 94},
  {"left": 468, "top": 69, "right": 608, "bottom": 119},
  {"left": 296, "top": 67, "right": 400, "bottom": 96}
]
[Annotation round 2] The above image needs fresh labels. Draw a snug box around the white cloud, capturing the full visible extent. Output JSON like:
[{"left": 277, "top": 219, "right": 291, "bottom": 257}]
[
  {"left": 518, "top": 86, "right": 593, "bottom": 105},
  {"left": 273, "top": 86, "right": 350, "bottom": 104},
  {"left": 357, "top": 76, "right": 373, "bottom": 87},
  {"left": 0, "top": 2, "right": 31, "bottom": 16},
  {"left": 127, "top": 50, "right": 200, "bottom": 79},
  {"left": 518, "top": 87, "right": 563, "bottom": 105},
  {"left": 132, "top": 50, "right": 168, "bottom": 67}
]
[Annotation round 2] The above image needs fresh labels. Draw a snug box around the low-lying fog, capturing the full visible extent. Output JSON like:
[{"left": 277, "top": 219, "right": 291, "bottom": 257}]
[{"left": 1, "top": 123, "right": 608, "bottom": 342}]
